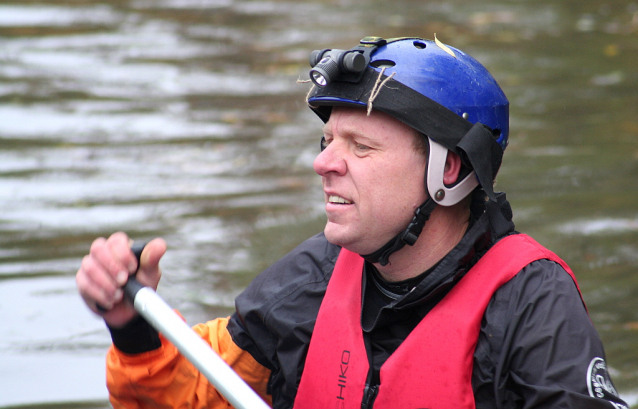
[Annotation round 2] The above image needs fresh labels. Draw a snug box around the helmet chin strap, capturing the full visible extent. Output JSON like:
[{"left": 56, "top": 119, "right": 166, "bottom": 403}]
[{"left": 360, "top": 198, "right": 438, "bottom": 266}]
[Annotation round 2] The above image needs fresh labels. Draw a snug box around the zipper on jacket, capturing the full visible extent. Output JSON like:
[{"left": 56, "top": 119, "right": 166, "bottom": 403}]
[
  {"left": 362, "top": 331, "right": 380, "bottom": 409},
  {"left": 361, "top": 384, "right": 379, "bottom": 409}
]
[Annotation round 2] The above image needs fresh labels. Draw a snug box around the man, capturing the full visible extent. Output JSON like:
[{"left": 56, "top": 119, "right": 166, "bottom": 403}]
[{"left": 76, "top": 37, "right": 628, "bottom": 408}]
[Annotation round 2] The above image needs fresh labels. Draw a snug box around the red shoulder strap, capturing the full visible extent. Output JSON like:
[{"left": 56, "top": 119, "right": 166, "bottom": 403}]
[{"left": 293, "top": 248, "right": 368, "bottom": 409}]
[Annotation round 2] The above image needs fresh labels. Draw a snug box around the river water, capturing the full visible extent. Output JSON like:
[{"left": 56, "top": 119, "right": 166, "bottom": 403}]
[{"left": 0, "top": 0, "right": 637, "bottom": 407}]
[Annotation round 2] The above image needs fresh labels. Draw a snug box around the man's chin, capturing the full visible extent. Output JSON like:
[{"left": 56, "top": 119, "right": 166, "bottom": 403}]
[
  {"left": 323, "top": 226, "right": 352, "bottom": 249},
  {"left": 323, "top": 227, "right": 375, "bottom": 255}
]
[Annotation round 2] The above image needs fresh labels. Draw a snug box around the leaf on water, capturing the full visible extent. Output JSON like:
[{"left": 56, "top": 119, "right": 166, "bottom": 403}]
[
  {"left": 623, "top": 322, "right": 638, "bottom": 331},
  {"left": 434, "top": 33, "right": 456, "bottom": 58}
]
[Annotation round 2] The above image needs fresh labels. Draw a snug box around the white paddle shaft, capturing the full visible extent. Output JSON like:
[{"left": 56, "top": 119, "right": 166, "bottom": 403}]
[{"left": 131, "top": 284, "right": 270, "bottom": 409}]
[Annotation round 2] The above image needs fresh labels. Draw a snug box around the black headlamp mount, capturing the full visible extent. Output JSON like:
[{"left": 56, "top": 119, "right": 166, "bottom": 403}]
[{"left": 309, "top": 37, "right": 387, "bottom": 87}]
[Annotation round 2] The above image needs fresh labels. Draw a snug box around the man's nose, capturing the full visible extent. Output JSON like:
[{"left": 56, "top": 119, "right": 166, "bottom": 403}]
[{"left": 313, "top": 140, "right": 347, "bottom": 177}]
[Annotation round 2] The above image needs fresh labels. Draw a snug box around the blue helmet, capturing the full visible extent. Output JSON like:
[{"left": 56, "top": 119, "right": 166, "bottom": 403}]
[{"left": 308, "top": 36, "right": 509, "bottom": 205}]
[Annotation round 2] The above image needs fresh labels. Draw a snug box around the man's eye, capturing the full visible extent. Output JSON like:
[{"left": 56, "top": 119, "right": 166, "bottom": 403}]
[
  {"left": 320, "top": 136, "right": 329, "bottom": 151},
  {"left": 356, "top": 143, "right": 370, "bottom": 151}
]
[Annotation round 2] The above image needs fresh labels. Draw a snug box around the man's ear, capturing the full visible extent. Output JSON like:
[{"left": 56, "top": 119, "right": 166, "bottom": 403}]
[{"left": 443, "top": 151, "right": 463, "bottom": 186}]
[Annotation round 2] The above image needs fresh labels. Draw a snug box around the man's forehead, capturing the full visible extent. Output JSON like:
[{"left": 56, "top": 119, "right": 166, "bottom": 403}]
[
  {"left": 323, "top": 107, "right": 380, "bottom": 129},
  {"left": 322, "top": 106, "right": 416, "bottom": 138},
  {"left": 321, "top": 109, "right": 374, "bottom": 138}
]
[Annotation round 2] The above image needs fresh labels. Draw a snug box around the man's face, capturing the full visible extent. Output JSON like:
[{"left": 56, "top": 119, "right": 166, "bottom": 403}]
[{"left": 313, "top": 107, "right": 428, "bottom": 255}]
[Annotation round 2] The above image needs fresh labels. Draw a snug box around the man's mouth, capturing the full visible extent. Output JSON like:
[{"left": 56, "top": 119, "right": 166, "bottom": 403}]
[{"left": 328, "top": 195, "right": 352, "bottom": 204}]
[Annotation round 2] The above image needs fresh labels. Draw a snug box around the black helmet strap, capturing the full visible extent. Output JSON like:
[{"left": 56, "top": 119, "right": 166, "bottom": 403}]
[
  {"left": 456, "top": 122, "right": 503, "bottom": 202},
  {"left": 361, "top": 198, "right": 438, "bottom": 266}
]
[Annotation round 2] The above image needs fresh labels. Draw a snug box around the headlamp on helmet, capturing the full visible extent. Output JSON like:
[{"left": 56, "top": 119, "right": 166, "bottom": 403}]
[{"left": 308, "top": 37, "right": 387, "bottom": 87}]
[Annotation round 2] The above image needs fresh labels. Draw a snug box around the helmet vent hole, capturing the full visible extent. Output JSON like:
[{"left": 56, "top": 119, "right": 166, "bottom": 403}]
[
  {"left": 413, "top": 40, "right": 427, "bottom": 49},
  {"left": 370, "top": 59, "right": 396, "bottom": 69}
]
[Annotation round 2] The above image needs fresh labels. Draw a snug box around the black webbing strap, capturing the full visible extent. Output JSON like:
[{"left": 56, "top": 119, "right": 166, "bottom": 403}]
[
  {"left": 456, "top": 122, "right": 503, "bottom": 202},
  {"left": 361, "top": 198, "right": 438, "bottom": 266}
]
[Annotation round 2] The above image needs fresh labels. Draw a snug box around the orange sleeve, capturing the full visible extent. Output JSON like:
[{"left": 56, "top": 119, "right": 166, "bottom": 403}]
[{"left": 106, "top": 315, "right": 272, "bottom": 409}]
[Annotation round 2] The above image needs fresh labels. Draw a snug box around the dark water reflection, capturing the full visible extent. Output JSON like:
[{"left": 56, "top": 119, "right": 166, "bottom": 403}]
[{"left": 0, "top": 0, "right": 637, "bottom": 407}]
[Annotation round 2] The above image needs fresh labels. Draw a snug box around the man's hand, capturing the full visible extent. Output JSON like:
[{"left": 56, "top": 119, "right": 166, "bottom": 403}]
[{"left": 76, "top": 232, "right": 167, "bottom": 328}]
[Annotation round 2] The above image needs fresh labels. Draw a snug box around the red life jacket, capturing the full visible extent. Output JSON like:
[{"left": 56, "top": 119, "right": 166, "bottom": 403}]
[{"left": 292, "top": 233, "right": 582, "bottom": 409}]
